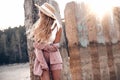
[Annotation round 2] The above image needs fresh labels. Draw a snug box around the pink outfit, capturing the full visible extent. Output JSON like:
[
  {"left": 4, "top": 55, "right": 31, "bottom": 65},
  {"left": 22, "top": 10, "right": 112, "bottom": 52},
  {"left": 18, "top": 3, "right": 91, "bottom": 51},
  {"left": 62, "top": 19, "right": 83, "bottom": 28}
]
[{"left": 33, "top": 42, "right": 63, "bottom": 76}]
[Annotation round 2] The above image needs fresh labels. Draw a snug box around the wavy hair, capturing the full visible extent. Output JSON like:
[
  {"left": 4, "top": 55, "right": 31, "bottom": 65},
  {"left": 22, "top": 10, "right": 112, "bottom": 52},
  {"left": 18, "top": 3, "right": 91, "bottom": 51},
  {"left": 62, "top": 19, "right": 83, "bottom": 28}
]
[{"left": 33, "top": 12, "right": 54, "bottom": 43}]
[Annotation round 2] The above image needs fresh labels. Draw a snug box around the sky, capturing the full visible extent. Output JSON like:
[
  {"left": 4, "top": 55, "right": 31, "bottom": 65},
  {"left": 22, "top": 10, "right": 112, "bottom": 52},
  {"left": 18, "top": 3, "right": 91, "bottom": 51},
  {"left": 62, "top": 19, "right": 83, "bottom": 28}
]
[
  {"left": 0, "top": 0, "right": 120, "bottom": 30},
  {"left": 0, "top": 0, "right": 24, "bottom": 30},
  {"left": 0, "top": 0, "right": 74, "bottom": 30}
]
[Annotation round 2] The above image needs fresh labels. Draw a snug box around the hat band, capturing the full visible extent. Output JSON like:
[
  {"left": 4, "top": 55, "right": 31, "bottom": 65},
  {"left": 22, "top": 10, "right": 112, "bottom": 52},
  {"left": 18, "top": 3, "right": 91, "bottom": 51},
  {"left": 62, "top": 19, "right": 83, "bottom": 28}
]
[{"left": 41, "top": 5, "right": 56, "bottom": 18}]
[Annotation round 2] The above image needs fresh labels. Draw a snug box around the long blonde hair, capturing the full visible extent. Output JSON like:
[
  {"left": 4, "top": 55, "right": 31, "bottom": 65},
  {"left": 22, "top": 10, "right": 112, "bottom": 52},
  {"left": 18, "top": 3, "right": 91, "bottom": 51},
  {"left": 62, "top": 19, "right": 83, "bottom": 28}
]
[{"left": 33, "top": 12, "right": 54, "bottom": 43}]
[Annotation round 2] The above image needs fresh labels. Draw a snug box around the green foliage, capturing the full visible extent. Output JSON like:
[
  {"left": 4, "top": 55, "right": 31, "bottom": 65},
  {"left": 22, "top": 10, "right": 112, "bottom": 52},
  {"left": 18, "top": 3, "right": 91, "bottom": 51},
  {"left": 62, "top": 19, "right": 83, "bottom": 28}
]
[{"left": 0, "top": 26, "right": 29, "bottom": 65}]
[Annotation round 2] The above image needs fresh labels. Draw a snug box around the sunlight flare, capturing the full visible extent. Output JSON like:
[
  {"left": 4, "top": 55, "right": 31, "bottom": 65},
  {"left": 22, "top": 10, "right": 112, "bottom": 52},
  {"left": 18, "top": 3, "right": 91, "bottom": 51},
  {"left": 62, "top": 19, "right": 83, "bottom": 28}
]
[{"left": 85, "top": 0, "right": 114, "bottom": 19}]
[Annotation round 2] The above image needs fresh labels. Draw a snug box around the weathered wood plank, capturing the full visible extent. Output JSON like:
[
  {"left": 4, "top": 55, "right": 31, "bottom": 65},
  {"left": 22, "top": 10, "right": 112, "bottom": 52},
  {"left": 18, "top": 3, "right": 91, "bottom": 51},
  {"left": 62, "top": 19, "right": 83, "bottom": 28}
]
[
  {"left": 76, "top": 2, "right": 93, "bottom": 80},
  {"left": 96, "top": 18, "right": 105, "bottom": 44},
  {"left": 60, "top": 22, "right": 71, "bottom": 80},
  {"left": 109, "top": 12, "right": 119, "bottom": 43},
  {"left": 96, "top": 15, "right": 110, "bottom": 80},
  {"left": 102, "top": 14, "right": 117, "bottom": 80},
  {"left": 80, "top": 47, "right": 93, "bottom": 80},
  {"left": 64, "top": 2, "right": 82, "bottom": 80},
  {"left": 102, "top": 14, "right": 111, "bottom": 43},
  {"left": 113, "top": 7, "right": 120, "bottom": 80},
  {"left": 116, "top": 63, "right": 120, "bottom": 80},
  {"left": 76, "top": 2, "right": 89, "bottom": 47},
  {"left": 88, "top": 43, "right": 101, "bottom": 80},
  {"left": 97, "top": 44, "right": 110, "bottom": 80},
  {"left": 106, "top": 43, "right": 116, "bottom": 80},
  {"left": 64, "top": 2, "right": 79, "bottom": 47},
  {"left": 113, "top": 7, "right": 120, "bottom": 41},
  {"left": 112, "top": 43, "right": 120, "bottom": 80},
  {"left": 87, "top": 12, "right": 101, "bottom": 80},
  {"left": 87, "top": 14, "right": 97, "bottom": 42}
]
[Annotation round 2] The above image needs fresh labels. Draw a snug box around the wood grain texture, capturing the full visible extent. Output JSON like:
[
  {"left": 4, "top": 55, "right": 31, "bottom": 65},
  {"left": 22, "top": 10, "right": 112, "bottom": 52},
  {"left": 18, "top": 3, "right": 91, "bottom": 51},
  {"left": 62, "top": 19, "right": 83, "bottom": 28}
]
[
  {"left": 60, "top": 22, "right": 71, "bottom": 80},
  {"left": 64, "top": 2, "right": 82, "bottom": 80},
  {"left": 97, "top": 44, "right": 110, "bottom": 80},
  {"left": 89, "top": 43, "right": 101, "bottom": 80}
]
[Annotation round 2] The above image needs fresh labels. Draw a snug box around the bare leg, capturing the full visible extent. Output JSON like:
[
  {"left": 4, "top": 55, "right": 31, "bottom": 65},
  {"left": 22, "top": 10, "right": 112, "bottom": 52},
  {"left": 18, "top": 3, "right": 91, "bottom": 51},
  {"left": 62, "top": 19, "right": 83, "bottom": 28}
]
[
  {"left": 40, "top": 70, "right": 50, "bottom": 80},
  {"left": 52, "top": 69, "right": 61, "bottom": 80}
]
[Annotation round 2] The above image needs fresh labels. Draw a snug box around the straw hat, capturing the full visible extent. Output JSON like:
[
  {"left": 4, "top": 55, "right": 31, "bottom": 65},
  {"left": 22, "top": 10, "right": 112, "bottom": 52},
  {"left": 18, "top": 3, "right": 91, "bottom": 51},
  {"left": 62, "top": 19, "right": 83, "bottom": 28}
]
[{"left": 35, "top": 3, "right": 56, "bottom": 19}]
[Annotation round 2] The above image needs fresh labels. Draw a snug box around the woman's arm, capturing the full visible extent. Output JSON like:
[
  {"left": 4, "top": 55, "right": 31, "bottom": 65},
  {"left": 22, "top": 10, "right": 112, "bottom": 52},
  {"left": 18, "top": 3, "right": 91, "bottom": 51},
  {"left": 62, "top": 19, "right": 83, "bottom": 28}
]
[{"left": 53, "top": 27, "right": 62, "bottom": 43}]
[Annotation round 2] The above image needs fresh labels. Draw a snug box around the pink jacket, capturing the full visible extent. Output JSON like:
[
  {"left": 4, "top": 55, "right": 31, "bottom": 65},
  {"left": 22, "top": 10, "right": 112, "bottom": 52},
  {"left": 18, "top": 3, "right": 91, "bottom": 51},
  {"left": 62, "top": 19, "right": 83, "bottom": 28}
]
[{"left": 33, "top": 42, "right": 62, "bottom": 76}]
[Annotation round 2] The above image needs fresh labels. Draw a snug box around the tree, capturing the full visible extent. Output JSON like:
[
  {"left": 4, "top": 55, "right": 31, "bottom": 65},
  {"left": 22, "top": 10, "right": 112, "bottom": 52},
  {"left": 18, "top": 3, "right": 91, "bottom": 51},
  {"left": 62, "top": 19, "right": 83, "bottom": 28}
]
[
  {"left": 15, "top": 29, "right": 23, "bottom": 61},
  {"left": 0, "top": 26, "right": 29, "bottom": 65},
  {"left": 1, "top": 33, "right": 7, "bottom": 55}
]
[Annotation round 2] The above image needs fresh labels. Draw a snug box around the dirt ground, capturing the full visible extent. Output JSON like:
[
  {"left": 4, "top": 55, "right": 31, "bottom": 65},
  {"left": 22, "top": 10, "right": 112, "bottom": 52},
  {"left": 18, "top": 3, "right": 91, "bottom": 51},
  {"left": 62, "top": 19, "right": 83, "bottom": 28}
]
[{"left": 0, "top": 63, "right": 30, "bottom": 80}]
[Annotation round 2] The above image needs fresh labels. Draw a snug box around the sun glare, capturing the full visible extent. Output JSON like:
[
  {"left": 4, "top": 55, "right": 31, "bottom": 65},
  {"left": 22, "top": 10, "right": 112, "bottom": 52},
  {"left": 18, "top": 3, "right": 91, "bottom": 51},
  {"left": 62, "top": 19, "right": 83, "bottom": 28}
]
[{"left": 85, "top": 0, "right": 114, "bottom": 20}]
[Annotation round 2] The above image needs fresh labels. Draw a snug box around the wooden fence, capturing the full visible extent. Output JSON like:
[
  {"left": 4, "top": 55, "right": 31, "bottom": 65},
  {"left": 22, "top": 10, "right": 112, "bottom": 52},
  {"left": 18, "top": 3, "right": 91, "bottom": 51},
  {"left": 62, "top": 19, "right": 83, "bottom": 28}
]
[{"left": 63, "top": 1, "right": 120, "bottom": 80}]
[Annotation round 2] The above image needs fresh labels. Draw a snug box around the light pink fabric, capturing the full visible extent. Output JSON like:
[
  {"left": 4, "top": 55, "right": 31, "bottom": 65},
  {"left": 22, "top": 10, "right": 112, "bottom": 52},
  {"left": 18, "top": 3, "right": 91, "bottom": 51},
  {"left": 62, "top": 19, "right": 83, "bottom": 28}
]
[
  {"left": 33, "top": 42, "right": 62, "bottom": 76},
  {"left": 51, "top": 63, "right": 62, "bottom": 70}
]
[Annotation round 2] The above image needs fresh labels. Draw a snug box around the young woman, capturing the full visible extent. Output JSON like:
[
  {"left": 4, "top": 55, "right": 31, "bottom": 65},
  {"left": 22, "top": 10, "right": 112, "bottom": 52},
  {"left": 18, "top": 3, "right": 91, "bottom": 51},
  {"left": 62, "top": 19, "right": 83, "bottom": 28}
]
[{"left": 32, "top": 3, "right": 63, "bottom": 80}]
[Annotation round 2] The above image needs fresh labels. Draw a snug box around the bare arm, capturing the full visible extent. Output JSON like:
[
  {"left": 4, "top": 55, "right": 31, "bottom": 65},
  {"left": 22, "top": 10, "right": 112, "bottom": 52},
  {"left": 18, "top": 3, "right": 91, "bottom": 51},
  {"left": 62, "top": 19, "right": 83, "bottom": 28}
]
[{"left": 53, "top": 27, "right": 62, "bottom": 43}]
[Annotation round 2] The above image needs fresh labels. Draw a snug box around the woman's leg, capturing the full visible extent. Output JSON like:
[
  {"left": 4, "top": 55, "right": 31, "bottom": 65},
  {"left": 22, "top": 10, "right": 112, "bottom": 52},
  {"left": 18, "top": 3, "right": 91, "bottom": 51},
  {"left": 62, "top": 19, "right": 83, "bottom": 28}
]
[
  {"left": 40, "top": 70, "right": 50, "bottom": 80},
  {"left": 51, "top": 69, "right": 61, "bottom": 80},
  {"left": 51, "top": 63, "right": 62, "bottom": 80}
]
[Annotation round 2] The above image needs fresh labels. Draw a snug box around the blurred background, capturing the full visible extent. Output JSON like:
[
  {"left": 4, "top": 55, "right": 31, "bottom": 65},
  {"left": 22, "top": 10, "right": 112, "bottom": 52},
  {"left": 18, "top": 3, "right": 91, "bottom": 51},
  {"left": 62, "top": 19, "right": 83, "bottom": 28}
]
[{"left": 0, "top": 0, "right": 120, "bottom": 80}]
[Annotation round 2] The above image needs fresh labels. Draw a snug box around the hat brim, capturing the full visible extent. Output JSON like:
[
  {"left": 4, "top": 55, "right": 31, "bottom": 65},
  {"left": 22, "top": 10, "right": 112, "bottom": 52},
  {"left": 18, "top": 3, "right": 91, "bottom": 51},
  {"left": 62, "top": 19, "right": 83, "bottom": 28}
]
[{"left": 35, "top": 4, "right": 56, "bottom": 19}]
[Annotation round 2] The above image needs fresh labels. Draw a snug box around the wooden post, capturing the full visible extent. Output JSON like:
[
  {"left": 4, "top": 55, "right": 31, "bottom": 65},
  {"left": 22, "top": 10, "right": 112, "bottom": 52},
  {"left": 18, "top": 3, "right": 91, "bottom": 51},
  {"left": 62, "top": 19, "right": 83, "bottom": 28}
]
[
  {"left": 64, "top": 2, "right": 82, "bottom": 80},
  {"left": 87, "top": 14, "right": 101, "bottom": 80},
  {"left": 112, "top": 7, "right": 120, "bottom": 80},
  {"left": 76, "top": 2, "right": 93, "bottom": 80},
  {"left": 60, "top": 22, "right": 71, "bottom": 80},
  {"left": 102, "top": 13, "right": 117, "bottom": 80}
]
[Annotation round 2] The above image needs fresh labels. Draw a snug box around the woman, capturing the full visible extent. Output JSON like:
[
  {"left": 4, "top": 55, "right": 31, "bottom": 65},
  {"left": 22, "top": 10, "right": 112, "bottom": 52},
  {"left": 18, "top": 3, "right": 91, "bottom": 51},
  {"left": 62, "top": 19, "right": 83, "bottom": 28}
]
[{"left": 33, "top": 3, "right": 63, "bottom": 80}]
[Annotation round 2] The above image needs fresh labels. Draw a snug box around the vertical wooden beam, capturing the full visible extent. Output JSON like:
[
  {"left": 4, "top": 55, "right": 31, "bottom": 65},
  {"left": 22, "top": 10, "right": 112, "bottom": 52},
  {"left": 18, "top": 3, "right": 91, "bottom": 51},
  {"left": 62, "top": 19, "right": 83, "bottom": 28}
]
[
  {"left": 64, "top": 2, "right": 82, "bottom": 80},
  {"left": 76, "top": 2, "right": 93, "bottom": 80},
  {"left": 113, "top": 7, "right": 120, "bottom": 80},
  {"left": 102, "top": 14, "right": 116, "bottom": 80},
  {"left": 97, "top": 44, "right": 110, "bottom": 80},
  {"left": 87, "top": 14, "right": 97, "bottom": 42},
  {"left": 76, "top": 2, "right": 89, "bottom": 47},
  {"left": 113, "top": 7, "right": 120, "bottom": 41},
  {"left": 116, "top": 63, "right": 120, "bottom": 80},
  {"left": 106, "top": 43, "right": 116, "bottom": 80},
  {"left": 60, "top": 22, "right": 71, "bottom": 80},
  {"left": 96, "top": 15, "right": 110, "bottom": 80},
  {"left": 89, "top": 42, "right": 101, "bottom": 80},
  {"left": 80, "top": 47, "right": 93, "bottom": 80},
  {"left": 112, "top": 43, "right": 120, "bottom": 80},
  {"left": 87, "top": 13, "right": 101, "bottom": 80}
]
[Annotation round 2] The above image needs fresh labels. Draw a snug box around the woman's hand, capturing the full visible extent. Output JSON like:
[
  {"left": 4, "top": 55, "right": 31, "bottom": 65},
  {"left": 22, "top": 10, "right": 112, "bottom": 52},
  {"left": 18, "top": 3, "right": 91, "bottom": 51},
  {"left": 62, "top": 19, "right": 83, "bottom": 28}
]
[
  {"left": 33, "top": 42, "right": 58, "bottom": 52},
  {"left": 46, "top": 44, "right": 57, "bottom": 52},
  {"left": 33, "top": 42, "right": 46, "bottom": 49}
]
